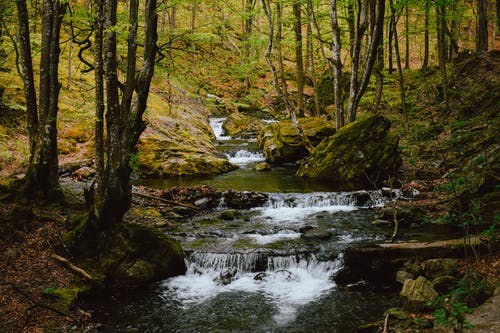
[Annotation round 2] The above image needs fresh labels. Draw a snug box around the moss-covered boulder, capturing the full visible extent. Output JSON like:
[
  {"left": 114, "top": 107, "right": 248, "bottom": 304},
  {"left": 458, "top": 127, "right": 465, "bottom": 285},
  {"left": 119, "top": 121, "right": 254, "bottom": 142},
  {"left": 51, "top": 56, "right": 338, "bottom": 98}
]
[
  {"left": 68, "top": 219, "right": 186, "bottom": 287},
  {"left": 297, "top": 115, "right": 402, "bottom": 187},
  {"left": 138, "top": 112, "right": 237, "bottom": 177},
  {"left": 222, "top": 112, "right": 265, "bottom": 138},
  {"left": 257, "top": 117, "right": 336, "bottom": 164}
]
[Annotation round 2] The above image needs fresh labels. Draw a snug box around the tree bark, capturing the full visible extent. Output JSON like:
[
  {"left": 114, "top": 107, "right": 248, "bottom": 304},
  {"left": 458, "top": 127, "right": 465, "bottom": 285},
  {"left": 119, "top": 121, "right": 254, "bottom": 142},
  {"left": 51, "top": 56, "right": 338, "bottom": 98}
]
[
  {"left": 390, "top": 0, "right": 408, "bottom": 130},
  {"left": 436, "top": 4, "right": 449, "bottom": 112},
  {"left": 306, "top": 0, "right": 320, "bottom": 116},
  {"left": 94, "top": 0, "right": 158, "bottom": 226},
  {"left": 19, "top": 0, "right": 66, "bottom": 201},
  {"left": 15, "top": 0, "right": 38, "bottom": 155},
  {"left": 293, "top": 1, "right": 305, "bottom": 117},
  {"left": 422, "top": 5, "right": 429, "bottom": 70},
  {"left": 346, "top": 0, "right": 385, "bottom": 123},
  {"left": 329, "top": 0, "right": 344, "bottom": 129},
  {"left": 404, "top": 5, "right": 409, "bottom": 69},
  {"left": 477, "top": 0, "right": 488, "bottom": 51}
]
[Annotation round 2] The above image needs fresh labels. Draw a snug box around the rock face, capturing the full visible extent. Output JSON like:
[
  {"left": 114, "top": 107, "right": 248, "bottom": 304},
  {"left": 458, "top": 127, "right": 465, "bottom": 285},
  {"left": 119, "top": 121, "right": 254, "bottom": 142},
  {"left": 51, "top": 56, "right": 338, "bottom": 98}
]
[
  {"left": 137, "top": 94, "right": 237, "bottom": 177},
  {"left": 297, "top": 115, "right": 402, "bottom": 187},
  {"left": 400, "top": 276, "right": 438, "bottom": 312},
  {"left": 257, "top": 117, "right": 336, "bottom": 164},
  {"left": 222, "top": 112, "right": 265, "bottom": 138}
]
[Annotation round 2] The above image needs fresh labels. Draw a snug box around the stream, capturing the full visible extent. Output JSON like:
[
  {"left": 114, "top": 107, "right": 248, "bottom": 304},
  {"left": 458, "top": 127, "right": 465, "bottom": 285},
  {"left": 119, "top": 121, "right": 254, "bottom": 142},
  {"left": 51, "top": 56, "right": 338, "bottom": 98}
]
[{"left": 90, "top": 117, "right": 400, "bottom": 332}]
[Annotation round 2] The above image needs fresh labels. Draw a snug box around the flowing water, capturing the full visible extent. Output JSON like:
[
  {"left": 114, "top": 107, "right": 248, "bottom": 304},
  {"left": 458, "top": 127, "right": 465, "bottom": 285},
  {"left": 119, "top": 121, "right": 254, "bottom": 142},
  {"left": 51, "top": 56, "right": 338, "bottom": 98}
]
[{"left": 91, "top": 117, "right": 400, "bottom": 332}]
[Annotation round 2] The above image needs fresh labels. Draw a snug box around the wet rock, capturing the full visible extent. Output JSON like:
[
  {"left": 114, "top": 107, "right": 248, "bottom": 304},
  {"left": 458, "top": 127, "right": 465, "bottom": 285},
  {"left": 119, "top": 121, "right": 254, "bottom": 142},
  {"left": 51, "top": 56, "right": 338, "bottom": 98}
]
[
  {"left": 345, "top": 280, "right": 369, "bottom": 291},
  {"left": 222, "top": 112, "right": 265, "bottom": 137},
  {"left": 258, "top": 117, "right": 336, "bottom": 164},
  {"left": 216, "top": 267, "right": 237, "bottom": 285},
  {"left": 222, "top": 190, "right": 268, "bottom": 209},
  {"left": 297, "top": 115, "right": 402, "bottom": 187},
  {"left": 423, "top": 258, "right": 459, "bottom": 280},
  {"left": 255, "top": 162, "right": 272, "bottom": 172},
  {"left": 400, "top": 276, "right": 438, "bottom": 312},
  {"left": 371, "top": 219, "right": 392, "bottom": 226},
  {"left": 354, "top": 191, "right": 373, "bottom": 206},
  {"left": 301, "top": 228, "right": 333, "bottom": 241},
  {"left": 71, "top": 166, "right": 96, "bottom": 181},
  {"left": 299, "top": 225, "right": 314, "bottom": 233},
  {"left": 220, "top": 209, "right": 241, "bottom": 220},
  {"left": 194, "top": 197, "right": 212, "bottom": 209},
  {"left": 396, "top": 270, "right": 414, "bottom": 284}
]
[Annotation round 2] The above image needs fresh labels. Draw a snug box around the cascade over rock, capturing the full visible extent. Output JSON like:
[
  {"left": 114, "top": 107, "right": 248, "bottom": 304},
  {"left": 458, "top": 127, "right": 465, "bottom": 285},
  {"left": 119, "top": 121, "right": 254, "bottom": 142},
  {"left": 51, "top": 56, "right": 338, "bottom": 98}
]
[
  {"left": 297, "top": 115, "right": 402, "bottom": 187},
  {"left": 222, "top": 112, "right": 265, "bottom": 138},
  {"left": 257, "top": 117, "right": 336, "bottom": 164},
  {"left": 137, "top": 102, "right": 237, "bottom": 177}
]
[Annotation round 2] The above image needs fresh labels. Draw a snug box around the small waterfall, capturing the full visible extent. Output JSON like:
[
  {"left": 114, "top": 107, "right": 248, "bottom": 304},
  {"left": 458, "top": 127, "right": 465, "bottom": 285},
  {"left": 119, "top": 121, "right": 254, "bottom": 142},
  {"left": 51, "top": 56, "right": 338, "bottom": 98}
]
[
  {"left": 209, "top": 117, "right": 231, "bottom": 141},
  {"left": 224, "top": 149, "right": 265, "bottom": 165},
  {"left": 187, "top": 252, "right": 264, "bottom": 273},
  {"left": 186, "top": 251, "right": 340, "bottom": 275},
  {"left": 264, "top": 191, "right": 385, "bottom": 209}
]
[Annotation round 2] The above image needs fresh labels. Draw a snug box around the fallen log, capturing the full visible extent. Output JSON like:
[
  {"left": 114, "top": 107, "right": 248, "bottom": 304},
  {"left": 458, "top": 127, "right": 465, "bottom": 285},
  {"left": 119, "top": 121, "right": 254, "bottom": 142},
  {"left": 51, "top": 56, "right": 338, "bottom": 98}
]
[{"left": 335, "top": 237, "right": 484, "bottom": 285}]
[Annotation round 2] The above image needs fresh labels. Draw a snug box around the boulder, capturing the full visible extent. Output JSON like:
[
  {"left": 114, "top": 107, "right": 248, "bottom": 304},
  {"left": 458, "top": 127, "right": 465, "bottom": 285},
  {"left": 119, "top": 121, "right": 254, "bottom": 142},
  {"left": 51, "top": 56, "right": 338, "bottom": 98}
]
[
  {"left": 297, "top": 115, "right": 402, "bottom": 187},
  {"left": 400, "top": 276, "right": 438, "bottom": 312},
  {"left": 255, "top": 162, "right": 272, "bottom": 172},
  {"left": 300, "top": 228, "right": 333, "bottom": 241},
  {"left": 222, "top": 190, "right": 269, "bottom": 209},
  {"left": 137, "top": 106, "right": 237, "bottom": 177},
  {"left": 222, "top": 112, "right": 265, "bottom": 138},
  {"left": 423, "top": 258, "right": 459, "bottom": 280},
  {"left": 257, "top": 117, "right": 336, "bottom": 164}
]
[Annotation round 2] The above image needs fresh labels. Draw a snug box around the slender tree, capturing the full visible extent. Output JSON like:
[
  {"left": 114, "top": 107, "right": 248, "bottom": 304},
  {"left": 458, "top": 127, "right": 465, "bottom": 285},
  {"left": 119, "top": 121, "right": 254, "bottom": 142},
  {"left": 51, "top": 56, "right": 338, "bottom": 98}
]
[
  {"left": 346, "top": 0, "right": 385, "bottom": 123},
  {"left": 16, "top": 0, "right": 67, "bottom": 201},
  {"left": 293, "top": 0, "right": 305, "bottom": 117},
  {"left": 92, "top": 0, "right": 158, "bottom": 226},
  {"left": 422, "top": 3, "right": 429, "bottom": 70},
  {"left": 477, "top": 0, "right": 488, "bottom": 51},
  {"left": 329, "top": 0, "right": 344, "bottom": 128}
]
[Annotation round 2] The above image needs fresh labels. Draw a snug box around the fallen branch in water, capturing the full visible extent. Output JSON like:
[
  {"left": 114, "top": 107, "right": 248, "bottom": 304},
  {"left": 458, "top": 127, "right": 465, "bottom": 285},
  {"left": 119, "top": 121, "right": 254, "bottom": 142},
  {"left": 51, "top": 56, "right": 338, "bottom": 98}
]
[
  {"left": 50, "top": 254, "right": 93, "bottom": 281},
  {"left": 132, "top": 191, "right": 200, "bottom": 210}
]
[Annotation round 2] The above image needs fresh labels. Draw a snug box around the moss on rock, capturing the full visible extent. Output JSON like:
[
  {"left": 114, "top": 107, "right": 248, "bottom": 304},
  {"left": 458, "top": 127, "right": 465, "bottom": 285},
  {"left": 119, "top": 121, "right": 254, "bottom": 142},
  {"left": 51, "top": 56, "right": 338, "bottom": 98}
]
[
  {"left": 297, "top": 115, "right": 402, "bottom": 187},
  {"left": 222, "top": 112, "right": 265, "bottom": 137},
  {"left": 67, "top": 215, "right": 186, "bottom": 287},
  {"left": 257, "top": 117, "right": 336, "bottom": 164}
]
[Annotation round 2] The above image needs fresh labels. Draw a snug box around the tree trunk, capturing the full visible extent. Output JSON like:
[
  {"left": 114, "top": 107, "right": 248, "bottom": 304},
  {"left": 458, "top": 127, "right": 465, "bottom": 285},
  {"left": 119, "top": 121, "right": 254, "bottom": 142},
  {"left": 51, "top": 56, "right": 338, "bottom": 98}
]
[
  {"left": 262, "top": 0, "right": 313, "bottom": 153},
  {"left": 388, "top": 17, "right": 394, "bottom": 74},
  {"left": 436, "top": 4, "right": 449, "bottom": 112},
  {"left": 93, "top": 0, "right": 105, "bottom": 219},
  {"left": 329, "top": 0, "right": 344, "bottom": 129},
  {"left": 276, "top": 0, "right": 288, "bottom": 99},
  {"left": 306, "top": 0, "right": 320, "bottom": 116},
  {"left": 15, "top": 0, "right": 38, "bottom": 155},
  {"left": 346, "top": 0, "right": 385, "bottom": 123},
  {"left": 20, "top": 0, "right": 66, "bottom": 201},
  {"left": 404, "top": 5, "right": 409, "bottom": 69},
  {"left": 94, "top": 0, "right": 158, "bottom": 226},
  {"left": 449, "top": 2, "right": 459, "bottom": 60},
  {"left": 477, "top": 0, "right": 488, "bottom": 51},
  {"left": 390, "top": 0, "right": 408, "bottom": 130},
  {"left": 422, "top": 5, "right": 429, "bottom": 70},
  {"left": 293, "top": 1, "right": 305, "bottom": 117}
]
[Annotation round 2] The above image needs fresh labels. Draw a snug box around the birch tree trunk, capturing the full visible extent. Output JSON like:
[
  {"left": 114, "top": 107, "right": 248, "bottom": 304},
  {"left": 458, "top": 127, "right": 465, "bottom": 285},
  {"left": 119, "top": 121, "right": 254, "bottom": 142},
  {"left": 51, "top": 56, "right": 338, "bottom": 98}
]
[{"left": 293, "top": 1, "right": 305, "bottom": 117}]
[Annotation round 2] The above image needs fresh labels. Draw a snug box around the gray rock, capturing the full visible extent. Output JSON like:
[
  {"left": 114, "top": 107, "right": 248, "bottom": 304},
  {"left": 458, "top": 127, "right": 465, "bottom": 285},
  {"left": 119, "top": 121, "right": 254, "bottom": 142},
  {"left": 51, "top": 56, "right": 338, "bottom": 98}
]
[{"left": 400, "top": 276, "right": 438, "bottom": 312}]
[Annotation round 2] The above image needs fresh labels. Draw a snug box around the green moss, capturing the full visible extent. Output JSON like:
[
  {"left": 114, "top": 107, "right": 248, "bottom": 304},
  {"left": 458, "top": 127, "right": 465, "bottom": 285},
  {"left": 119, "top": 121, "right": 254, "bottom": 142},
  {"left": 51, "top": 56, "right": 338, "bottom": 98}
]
[{"left": 297, "top": 115, "right": 402, "bottom": 186}]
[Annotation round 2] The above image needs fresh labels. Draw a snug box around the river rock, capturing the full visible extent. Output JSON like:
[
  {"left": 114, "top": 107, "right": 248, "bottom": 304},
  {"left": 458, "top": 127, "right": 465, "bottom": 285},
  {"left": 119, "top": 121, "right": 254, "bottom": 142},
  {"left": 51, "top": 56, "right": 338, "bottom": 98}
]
[
  {"left": 255, "top": 162, "right": 272, "bottom": 172},
  {"left": 400, "top": 276, "right": 438, "bottom": 312},
  {"left": 423, "top": 258, "right": 459, "bottom": 280},
  {"left": 257, "top": 117, "right": 336, "bottom": 164},
  {"left": 300, "top": 228, "right": 333, "bottom": 241},
  {"left": 374, "top": 205, "right": 426, "bottom": 227},
  {"left": 222, "top": 112, "right": 265, "bottom": 138},
  {"left": 396, "top": 270, "right": 414, "bottom": 284},
  {"left": 222, "top": 190, "right": 268, "bottom": 209},
  {"left": 220, "top": 209, "right": 241, "bottom": 220},
  {"left": 297, "top": 115, "right": 402, "bottom": 187}
]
